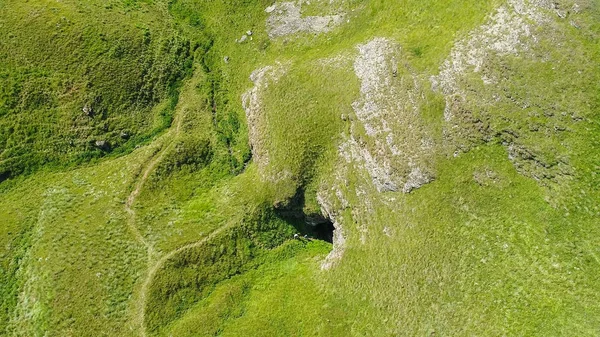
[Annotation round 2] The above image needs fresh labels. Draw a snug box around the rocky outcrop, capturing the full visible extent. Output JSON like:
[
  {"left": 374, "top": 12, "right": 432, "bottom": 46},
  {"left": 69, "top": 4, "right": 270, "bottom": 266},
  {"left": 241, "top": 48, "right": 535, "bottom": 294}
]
[
  {"left": 317, "top": 172, "right": 349, "bottom": 270},
  {"left": 431, "top": 0, "right": 577, "bottom": 186},
  {"left": 431, "top": 0, "right": 554, "bottom": 122},
  {"left": 241, "top": 63, "right": 288, "bottom": 179},
  {"left": 265, "top": 1, "right": 346, "bottom": 38},
  {"left": 341, "top": 38, "right": 435, "bottom": 193}
]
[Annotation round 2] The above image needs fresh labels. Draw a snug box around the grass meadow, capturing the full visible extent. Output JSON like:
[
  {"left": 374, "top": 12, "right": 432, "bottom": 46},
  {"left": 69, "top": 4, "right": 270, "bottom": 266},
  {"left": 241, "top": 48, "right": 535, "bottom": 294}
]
[{"left": 1, "top": 0, "right": 599, "bottom": 336}]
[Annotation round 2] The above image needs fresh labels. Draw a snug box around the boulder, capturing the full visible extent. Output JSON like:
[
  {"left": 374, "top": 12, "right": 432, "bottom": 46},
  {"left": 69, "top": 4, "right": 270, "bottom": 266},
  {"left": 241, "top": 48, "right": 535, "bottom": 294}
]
[
  {"left": 82, "top": 104, "right": 93, "bottom": 116},
  {"left": 95, "top": 140, "right": 110, "bottom": 150}
]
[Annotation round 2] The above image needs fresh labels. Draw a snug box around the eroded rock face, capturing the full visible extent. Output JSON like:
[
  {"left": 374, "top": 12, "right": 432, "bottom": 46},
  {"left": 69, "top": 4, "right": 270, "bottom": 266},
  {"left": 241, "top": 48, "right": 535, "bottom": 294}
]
[
  {"left": 318, "top": 192, "right": 346, "bottom": 270},
  {"left": 318, "top": 38, "right": 440, "bottom": 268},
  {"left": 431, "top": 0, "right": 554, "bottom": 121},
  {"left": 266, "top": 1, "right": 346, "bottom": 38},
  {"left": 431, "top": 0, "right": 576, "bottom": 185},
  {"left": 317, "top": 163, "right": 354, "bottom": 270},
  {"left": 241, "top": 63, "right": 288, "bottom": 179},
  {"left": 342, "top": 38, "right": 435, "bottom": 193}
]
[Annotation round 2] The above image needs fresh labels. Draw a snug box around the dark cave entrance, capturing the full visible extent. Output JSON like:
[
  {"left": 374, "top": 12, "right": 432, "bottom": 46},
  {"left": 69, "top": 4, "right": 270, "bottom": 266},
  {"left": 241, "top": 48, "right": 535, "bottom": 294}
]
[
  {"left": 0, "top": 171, "right": 11, "bottom": 184},
  {"left": 312, "top": 219, "right": 335, "bottom": 243},
  {"left": 274, "top": 189, "right": 335, "bottom": 243}
]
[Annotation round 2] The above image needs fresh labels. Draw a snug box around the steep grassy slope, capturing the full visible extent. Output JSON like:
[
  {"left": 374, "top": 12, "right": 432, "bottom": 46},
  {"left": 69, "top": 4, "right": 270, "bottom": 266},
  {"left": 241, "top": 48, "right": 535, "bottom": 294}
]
[
  {"left": 1, "top": 0, "right": 599, "bottom": 336},
  {"left": 0, "top": 0, "right": 194, "bottom": 180},
  {"left": 0, "top": 149, "right": 149, "bottom": 335}
]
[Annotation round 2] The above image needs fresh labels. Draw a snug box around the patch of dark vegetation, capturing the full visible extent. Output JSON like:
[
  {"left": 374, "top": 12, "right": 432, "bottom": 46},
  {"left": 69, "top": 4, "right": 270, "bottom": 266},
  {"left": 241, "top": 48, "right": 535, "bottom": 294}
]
[
  {"left": 170, "top": 0, "right": 252, "bottom": 177},
  {"left": 0, "top": 171, "right": 10, "bottom": 184},
  {"left": 200, "top": 42, "right": 251, "bottom": 176}
]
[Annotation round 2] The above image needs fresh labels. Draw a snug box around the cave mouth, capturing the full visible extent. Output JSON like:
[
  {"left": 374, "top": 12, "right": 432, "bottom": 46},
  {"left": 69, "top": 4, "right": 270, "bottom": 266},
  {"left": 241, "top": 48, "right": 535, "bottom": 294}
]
[
  {"left": 310, "top": 216, "right": 335, "bottom": 243},
  {"left": 0, "top": 171, "right": 10, "bottom": 184},
  {"left": 274, "top": 189, "right": 335, "bottom": 243}
]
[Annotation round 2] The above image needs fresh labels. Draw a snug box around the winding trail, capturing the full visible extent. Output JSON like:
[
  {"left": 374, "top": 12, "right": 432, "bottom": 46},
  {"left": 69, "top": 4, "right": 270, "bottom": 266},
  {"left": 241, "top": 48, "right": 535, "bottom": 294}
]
[
  {"left": 125, "top": 117, "right": 182, "bottom": 336},
  {"left": 138, "top": 222, "right": 233, "bottom": 337},
  {"left": 125, "top": 152, "right": 161, "bottom": 262},
  {"left": 124, "top": 109, "right": 184, "bottom": 264},
  {"left": 123, "top": 70, "right": 231, "bottom": 337}
]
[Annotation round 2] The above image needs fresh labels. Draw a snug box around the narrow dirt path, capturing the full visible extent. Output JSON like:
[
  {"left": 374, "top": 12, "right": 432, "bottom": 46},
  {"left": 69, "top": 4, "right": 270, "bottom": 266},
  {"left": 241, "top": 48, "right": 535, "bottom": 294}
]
[
  {"left": 125, "top": 154, "right": 160, "bottom": 262},
  {"left": 138, "top": 221, "right": 234, "bottom": 337},
  {"left": 123, "top": 68, "right": 233, "bottom": 337},
  {"left": 125, "top": 96, "right": 187, "bottom": 335},
  {"left": 124, "top": 114, "right": 183, "bottom": 263}
]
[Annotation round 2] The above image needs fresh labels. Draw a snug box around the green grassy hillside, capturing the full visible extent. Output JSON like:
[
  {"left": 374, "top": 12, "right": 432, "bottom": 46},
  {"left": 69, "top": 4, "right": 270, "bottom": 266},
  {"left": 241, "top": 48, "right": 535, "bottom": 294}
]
[
  {"left": 1, "top": 0, "right": 599, "bottom": 336},
  {"left": 0, "top": 0, "right": 195, "bottom": 180}
]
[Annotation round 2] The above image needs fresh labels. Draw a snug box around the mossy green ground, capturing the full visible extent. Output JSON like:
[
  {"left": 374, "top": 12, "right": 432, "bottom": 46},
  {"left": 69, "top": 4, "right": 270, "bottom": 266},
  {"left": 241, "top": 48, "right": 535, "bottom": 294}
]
[
  {"left": 0, "top": 0, "right": 196, "bottom": 180},
  {"left": 1, "top": 0, "right": 599, "bottom": 336}
]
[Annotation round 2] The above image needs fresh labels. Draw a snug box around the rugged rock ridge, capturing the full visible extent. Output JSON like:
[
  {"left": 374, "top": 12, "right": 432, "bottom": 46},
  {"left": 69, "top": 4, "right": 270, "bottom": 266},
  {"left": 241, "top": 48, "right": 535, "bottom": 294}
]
[
  {"left": 342, "top": 38, "right": 435, "bottom": 193},
  {"left": 242, "top": 63, "right": 289, "bottom": 182},
  {"left": 431, "top": 0, "right": 579, "bottom": 185},
  {"left": 317, "top": 191, "right": 347, "bottom": 270},
  {"left": 246, "top": 0, "right": 588, "bottom": 269}
]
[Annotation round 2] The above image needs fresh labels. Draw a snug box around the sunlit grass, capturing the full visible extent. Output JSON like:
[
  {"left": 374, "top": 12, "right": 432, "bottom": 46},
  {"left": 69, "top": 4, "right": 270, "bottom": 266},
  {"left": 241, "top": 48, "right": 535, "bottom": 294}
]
[{"left": 1, "top": 0, "right": 599, "bottom": 336}]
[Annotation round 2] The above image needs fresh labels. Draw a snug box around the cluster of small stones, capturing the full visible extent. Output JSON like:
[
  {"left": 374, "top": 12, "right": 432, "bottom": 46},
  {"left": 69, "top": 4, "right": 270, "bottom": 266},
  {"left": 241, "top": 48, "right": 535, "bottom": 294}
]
[{"left": 236, "top": 30, "right": 253, "bottom": 44}]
